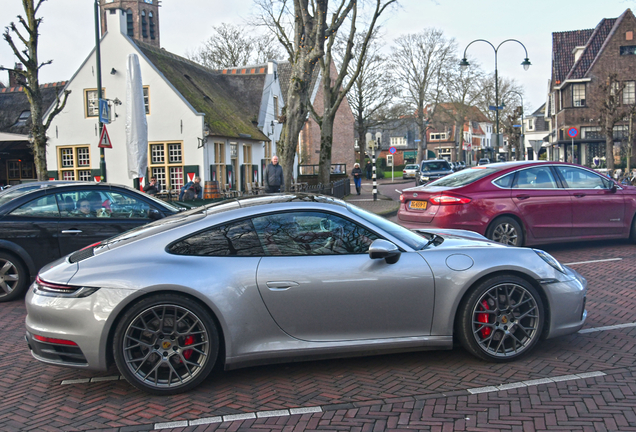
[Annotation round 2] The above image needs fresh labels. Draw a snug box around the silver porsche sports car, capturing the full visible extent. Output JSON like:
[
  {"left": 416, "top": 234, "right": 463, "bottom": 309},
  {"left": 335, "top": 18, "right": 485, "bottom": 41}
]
[{"left": 25, "top": 194, "right": 587, "bottom": 395}]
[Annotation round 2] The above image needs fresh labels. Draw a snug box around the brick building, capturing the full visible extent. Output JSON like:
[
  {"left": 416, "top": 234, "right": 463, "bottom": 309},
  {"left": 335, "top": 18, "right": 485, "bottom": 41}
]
[
  {"left": 548, "top": 8, "right": 636, "bottom": 167},
  {"left": 101, "top": 0, "right": 160, "bottom": 48}
]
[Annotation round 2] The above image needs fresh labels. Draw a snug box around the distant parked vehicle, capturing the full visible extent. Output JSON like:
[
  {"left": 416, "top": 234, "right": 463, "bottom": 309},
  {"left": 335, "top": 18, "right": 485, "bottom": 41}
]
[
  {"left": 478, "top": 158, "right": 491, "bottom": 166},
  {"left": 402, "top": 164, "right": 420, "bottom": 179},
  {"left": 416, "top": 160, "right": 453, "bottom": 186}
]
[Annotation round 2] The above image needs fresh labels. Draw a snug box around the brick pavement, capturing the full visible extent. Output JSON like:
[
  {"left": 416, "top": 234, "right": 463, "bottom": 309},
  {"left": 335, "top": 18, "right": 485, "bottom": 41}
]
[{"left": 1, "top": 216, "right": 635, "bottom": 430}]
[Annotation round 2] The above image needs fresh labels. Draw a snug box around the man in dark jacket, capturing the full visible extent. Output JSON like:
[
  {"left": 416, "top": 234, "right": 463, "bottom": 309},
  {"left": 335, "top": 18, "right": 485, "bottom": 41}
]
[
  {"left": 265, "top": 156, "right": 284, "bottom": 193},
  {"left": 179, "top": 176, "right": 202, "bottom": 201},
  {"left": 144, "top": 177, "right": 160, "bottom": 196}
]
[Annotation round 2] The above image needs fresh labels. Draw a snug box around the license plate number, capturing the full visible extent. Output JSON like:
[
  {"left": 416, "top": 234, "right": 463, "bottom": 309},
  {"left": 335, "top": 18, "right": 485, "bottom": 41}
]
[{"left": 409, "top": 200, "right": 427, "bottom": 210}]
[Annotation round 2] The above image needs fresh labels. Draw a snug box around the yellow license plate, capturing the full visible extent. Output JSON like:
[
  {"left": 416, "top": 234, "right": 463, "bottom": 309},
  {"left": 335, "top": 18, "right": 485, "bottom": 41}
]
[{"left": 409, "top": 200, "right": 427, "bottom": 210}]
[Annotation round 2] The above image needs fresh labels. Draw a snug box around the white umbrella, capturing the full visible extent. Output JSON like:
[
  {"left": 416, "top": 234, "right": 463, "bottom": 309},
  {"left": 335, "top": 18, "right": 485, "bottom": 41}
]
[{"left": 126, "top": 54, "right": 148, "bottom": 180}]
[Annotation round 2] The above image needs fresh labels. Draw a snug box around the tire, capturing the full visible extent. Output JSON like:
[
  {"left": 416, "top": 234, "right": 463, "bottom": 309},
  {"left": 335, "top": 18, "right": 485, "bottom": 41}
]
[
  {"left": 113, "top": 294, "right": 219, "bottom": 395},
  {"left": 630, "top": 215, "right": 636, "bottom": 243},
  {"left": 486, "top": 216, "right": 524, "bottom": 246},
  {"left": 456, "top": 275, "right": 544, "bottom": 362},
  {"left": 0, "top": 252, "right": 28, "bottom": 302}
]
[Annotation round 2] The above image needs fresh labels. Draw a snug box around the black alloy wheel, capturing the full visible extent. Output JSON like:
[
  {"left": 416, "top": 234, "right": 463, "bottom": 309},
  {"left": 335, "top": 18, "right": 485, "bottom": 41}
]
[
  {"left": 487, "top": 217, "right": 524, "bottom": 246},
  {"left": 0, "top": 252, "right": 28, "bottom": 302}
]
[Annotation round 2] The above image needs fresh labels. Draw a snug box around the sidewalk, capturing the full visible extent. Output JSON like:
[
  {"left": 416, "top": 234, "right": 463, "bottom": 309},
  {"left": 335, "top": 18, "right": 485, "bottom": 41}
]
[{"left": 343, "top": 177, "right": 411, "bottom": 216}]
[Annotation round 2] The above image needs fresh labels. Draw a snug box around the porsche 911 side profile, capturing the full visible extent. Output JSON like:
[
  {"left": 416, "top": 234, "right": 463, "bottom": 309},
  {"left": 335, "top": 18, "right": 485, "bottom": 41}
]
[{"left": 25, "top": 194, "right": 587, "bottom": 394}]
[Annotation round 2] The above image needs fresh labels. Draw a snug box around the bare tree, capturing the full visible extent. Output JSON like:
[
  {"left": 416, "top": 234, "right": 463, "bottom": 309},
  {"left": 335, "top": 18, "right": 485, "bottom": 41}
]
[
  {"left": 475, "top": 74, "right": 525, "bottom": 125},
  {"left": 594, "top": 73, "right": 628, "bottom": 173},
  {"left": 1, "top": 0, "right": 70, "bottom": 180},
  {"left": 312, "top": 0, "right": 397, "bottom": 185},
  {"left": 338, "top": 30, "right": 395, "bottom": 166},
  {"left": 438, "top": 60, "right": 485, "bottom": 163},
  {"left": 501, "top": 106, "right": 523, "bottom": 161},
  {"left": 391, "top": 29, "right": 457, "bottom": 163},
  {"left": 187, "top": 23, "right": 283, "bottom": 69}
]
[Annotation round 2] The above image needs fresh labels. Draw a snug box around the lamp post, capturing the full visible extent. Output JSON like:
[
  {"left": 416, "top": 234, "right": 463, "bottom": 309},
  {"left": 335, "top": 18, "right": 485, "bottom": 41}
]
[{"left": 460, "top": 39, "right": 531, "bottom": 161}]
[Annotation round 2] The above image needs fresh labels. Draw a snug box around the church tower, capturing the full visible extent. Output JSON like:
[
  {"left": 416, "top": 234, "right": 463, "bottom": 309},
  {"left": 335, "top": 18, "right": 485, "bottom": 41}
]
[{"left": 100, "top": 0, "right": 161, "bottom": 48}]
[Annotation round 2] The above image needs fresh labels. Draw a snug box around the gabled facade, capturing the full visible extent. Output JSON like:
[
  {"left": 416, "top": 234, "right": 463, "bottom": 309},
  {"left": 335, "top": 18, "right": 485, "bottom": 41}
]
[
  {"left": 45, "top": 9, "right": 270, "bottom": 193},
  {"left": 523, "top": 103, "right": 551, "bottom": 160},
  {"left": 548, "top": 8, "right": 636, "bottom": 167}
]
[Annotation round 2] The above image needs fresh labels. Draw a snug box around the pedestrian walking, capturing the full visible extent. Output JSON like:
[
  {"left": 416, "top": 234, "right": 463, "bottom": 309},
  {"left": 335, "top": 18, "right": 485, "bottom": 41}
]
[
  {"left": 352, "top": 163, "right": 362, "bottom": 195},
  {"left": 265, "top": 155, "right": 284, "bottom": 193},
  {"left": 365, "top": 160, "right": 372, "bottom": 180}
]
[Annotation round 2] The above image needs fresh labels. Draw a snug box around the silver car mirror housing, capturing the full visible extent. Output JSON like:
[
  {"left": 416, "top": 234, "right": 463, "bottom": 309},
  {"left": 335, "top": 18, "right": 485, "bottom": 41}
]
[{"left": 369, "top": 239, "right": 401, "bottom": 264}]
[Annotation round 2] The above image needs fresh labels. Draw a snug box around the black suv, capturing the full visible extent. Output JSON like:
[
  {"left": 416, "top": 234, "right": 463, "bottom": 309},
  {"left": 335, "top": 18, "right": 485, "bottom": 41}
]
[
  {"left": 0, "top": 182, "right": 183, "bottom": 301},
  {"left": 415, "top": 160, "right": 454, "bottom": 185}
]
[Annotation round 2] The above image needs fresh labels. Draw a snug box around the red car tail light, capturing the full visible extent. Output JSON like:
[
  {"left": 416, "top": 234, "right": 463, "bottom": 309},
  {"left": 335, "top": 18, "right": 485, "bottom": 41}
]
[
  {"left": 429, "top": 194, "right": 471, "bottom": 205},
  {"left": 34, "top": 276, "right": 99, "bottom": 298},
  {"left": 33, "top": 334, "right": 78, "bottom": 346},
  {"left": 400, "top": 194, "right": 404, "bottom": 202}
]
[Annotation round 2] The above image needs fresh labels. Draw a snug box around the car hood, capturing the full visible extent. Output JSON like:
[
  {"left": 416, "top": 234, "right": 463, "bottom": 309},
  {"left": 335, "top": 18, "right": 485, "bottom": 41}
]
[{"left": 413, "top": 228, "right": 508, "bottom": 250}]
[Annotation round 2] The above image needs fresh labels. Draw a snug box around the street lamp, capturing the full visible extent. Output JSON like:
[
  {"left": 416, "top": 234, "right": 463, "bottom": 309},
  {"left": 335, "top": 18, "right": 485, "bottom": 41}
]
[
  {"left": 503, "top": 90, "right": 524, "bottom": 160},
  {"left": 460, "top": 39, "right": 531, "bottom": 160}
]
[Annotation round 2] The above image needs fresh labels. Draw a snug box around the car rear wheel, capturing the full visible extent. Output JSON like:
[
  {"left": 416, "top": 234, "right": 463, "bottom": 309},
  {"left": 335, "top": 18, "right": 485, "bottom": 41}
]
[
  {"left": 486, "top": 217, "right": 524, "bottom": 246},
  {"left": 630, "top": 215, "right": 636, "bottom": 243},
  {"left": 456, "top": 275, "right": 544, "bottom": 362},
  {"left": 0, "top": 252, "right": 28, "bottom": 302},
  {"left": 113, "top": 294, "right": 219, "bottom": 395}
]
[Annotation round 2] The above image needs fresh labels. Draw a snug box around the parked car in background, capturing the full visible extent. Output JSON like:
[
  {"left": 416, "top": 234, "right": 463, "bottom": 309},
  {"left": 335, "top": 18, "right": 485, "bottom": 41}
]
[
  {"left": 403, "top": 164, "right": 420, "bottom": 179},
  {"left": 416, "top": 160, "right": 454, "bottom": 186},
  {"left": 478, "top": 158, "right": 491, "bottom": 166},
  {"left": 0, "top": 182, "right": 183, "bottom": 301},
  {"left": 398, "top": 161, "right": 636, "bottom": 247},
  {"left": 25, "top": 193, "right": 587, "bottom": 395}
]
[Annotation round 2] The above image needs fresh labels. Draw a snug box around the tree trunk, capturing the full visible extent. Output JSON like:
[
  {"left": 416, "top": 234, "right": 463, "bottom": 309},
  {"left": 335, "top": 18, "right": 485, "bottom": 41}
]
[
  {"left": 605, "top": 116, "right": 615, "bottom": 172},
  {"left": 318, "top": 114, "right": 334, "bottom": 186}
]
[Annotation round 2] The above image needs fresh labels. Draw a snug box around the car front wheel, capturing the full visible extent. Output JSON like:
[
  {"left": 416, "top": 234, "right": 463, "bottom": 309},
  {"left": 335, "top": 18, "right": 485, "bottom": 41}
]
[
  {"left": 486, "top": 216, "right": 524, "bottom": 246},
  {"left": 456, "top": 275, "right": 544, "bottom": 362},
  {"left": 0, "top": 252, "right": 28, "bottom": 302},
  {"left": 113, "top": 294, "right": 219, "bottom": 395}
]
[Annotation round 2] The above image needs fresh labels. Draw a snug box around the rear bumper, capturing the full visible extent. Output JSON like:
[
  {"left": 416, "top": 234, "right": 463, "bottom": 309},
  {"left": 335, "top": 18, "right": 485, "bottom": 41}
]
[{"left": 397, "top": 203, "right": 488, "bottom": 234}]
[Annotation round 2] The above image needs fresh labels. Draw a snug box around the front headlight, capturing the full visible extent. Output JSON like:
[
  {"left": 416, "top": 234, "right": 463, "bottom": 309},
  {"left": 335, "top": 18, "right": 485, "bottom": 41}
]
[
  {"left": 533, "top": 249, "right": 566, "bottom": 274},
  {"left": 420, "top": 176, "right": 430, "bottom": 181}
]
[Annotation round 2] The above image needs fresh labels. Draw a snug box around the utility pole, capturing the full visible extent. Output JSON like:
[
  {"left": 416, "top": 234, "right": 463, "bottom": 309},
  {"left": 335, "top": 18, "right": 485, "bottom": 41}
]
[{"left": 94, "top": 0, "right": 107, "bottom": 181}]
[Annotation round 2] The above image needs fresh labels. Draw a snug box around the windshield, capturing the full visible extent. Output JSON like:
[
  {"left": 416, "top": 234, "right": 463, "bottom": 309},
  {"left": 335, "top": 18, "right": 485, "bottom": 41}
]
[
  {"left": 421, "top": 161, "right": 451, "bottom": 172},
  {"left": 405, "top": 164, "right": 418, "bottom": 170},
  {"left": 348, "top": 204, "right": 428, "bottom": 250},
  {"left": 426, "top": 167, "right": 497, "bottom": 187}
]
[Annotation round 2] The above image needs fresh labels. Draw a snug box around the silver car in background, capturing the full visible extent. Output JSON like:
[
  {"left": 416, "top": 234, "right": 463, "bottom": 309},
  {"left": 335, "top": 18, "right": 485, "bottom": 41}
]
[{"left": 25, "top": 194, "right": 587, "bottom": 395}]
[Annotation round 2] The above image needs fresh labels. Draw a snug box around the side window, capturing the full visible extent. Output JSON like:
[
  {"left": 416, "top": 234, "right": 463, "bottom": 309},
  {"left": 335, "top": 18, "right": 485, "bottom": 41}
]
[
  {"left": 556, "top": 166, "right": 607, "bottom": 189},
  {"left": 10, "top": 196, "right": 60, "bottom": 218},
  {"left": 168, "top": 219, "right": 263, "bottom": 256},
  {"left": 493, "top": 173, "right": 514, "bottom": 188},
  {"left": 104, "top": 191, "right": 151, "bottom": 219},
  {"left": 56, "top": 190, "right": 152, "bottom": 219},
  {"left": 252, "top": 211, "right": 380, "bottom": 256},
  {"left": 512, "top": 167, "right": 558, "bottom": 189}
]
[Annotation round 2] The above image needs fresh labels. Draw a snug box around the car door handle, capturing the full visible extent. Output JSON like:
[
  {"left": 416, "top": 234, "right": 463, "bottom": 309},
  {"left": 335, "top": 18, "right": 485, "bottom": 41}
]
[
  {"left": 573, "top": 193, "right": 586, "bottom": 198},
  {"left": 515, "top": 194, "right": 530, "bottom": 200},
  {"left": 266, "top": 281, "right": 299, "bottom": 290},
  {"left": 61, "top": 229, "right": 83, "bottom": 234}
]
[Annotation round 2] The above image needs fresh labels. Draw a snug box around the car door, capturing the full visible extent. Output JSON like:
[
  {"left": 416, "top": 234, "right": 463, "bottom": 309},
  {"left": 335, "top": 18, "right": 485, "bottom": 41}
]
[
  {"left": 56, "top": 189, "right": 159, "bottom": 256},
  {"left": 554, "top": 165, "right": 625, "bottom": 236},
  {"left": 1, "top": 194, "right": 61, "bottom": 270},
  {"left": 511, "top": 166, "right": 573, "bottom": 239},
  {"left": 254, "top": 211, "right": 435, "bottom": 342}
]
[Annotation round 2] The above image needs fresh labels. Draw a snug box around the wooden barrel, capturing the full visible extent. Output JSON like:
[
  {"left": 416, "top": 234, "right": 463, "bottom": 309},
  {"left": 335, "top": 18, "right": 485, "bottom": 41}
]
[{"left": 203, "top": 181, "right": 221, "bottom": 199}]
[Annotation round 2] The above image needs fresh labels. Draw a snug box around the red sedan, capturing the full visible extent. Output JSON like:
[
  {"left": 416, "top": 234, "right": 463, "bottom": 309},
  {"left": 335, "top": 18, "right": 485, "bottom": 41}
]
[{"left": 397, "top": 161, "right": 636, "bottom": 246}]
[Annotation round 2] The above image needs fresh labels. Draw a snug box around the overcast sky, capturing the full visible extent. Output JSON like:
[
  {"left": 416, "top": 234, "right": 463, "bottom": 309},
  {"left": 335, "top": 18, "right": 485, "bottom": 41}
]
[{"left": 1, "top": 0, "right": 633, "bottom": 112}]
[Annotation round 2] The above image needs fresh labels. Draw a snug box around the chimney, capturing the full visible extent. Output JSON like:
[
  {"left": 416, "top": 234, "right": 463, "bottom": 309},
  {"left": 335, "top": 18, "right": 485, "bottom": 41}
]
[{"left": 9, "top": 63, "right": 24, "bottom": 88}]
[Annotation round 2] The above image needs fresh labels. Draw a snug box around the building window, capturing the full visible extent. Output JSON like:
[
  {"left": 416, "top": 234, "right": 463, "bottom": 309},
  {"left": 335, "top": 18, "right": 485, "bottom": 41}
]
[
  {"left": 143, "top": 86, "right": 150, "bottom": 114},
  {"left": 84, "top": 89, "right": 105, "bottom": 118},
  {"left": 126, "top": 9, "right": 134, "bottom": 37},
  {"left": 14, "top": 110, "right": 30, "bottom": 127},
  {"left": 620, "top": 45, "right": 636, "bottom": 55},
  {"left": 623, "top": 81, "right": 635, "bottom": 105},
  {"left": 59, "top": 146, "right": 91, "bottom": 181},
  {"left": 429, "top": 133, "right": 447, "bottom": 141},
  {"left": 149, "top": 12, "right": 155, "bottom": 39},
  {"left": 273, "top": 96, "right": 279, "bottom": 117},
  {"left": 613, "top": 125, "right": 629, "bottom": 141},
  {"left": 582, "top": 126, "right": 602, "bottom": 139},
  {"left": 572, "top": 84, "right": 586, "bottom": 107},
  {"left": 527, "top": 119, "right": 534, "bottom": 130},
  {"left": 149, "top": 142, "right": 183, "bottom": 191},
  {"left": 141, "top": 11, "right": 147, "bottom": 38},
  {"left": 390, "top": 136, "right": 407, "bottom": 147}
]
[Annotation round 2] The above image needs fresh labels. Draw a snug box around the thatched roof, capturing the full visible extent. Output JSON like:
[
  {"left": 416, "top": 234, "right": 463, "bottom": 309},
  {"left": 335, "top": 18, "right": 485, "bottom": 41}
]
[{"left": 0, "top": 82, "right": 67, "bottom": 135}]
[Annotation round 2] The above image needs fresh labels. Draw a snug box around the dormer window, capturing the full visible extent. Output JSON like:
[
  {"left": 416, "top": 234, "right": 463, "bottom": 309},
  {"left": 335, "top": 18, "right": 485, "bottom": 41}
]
[
  {"left": 14, "top": 110, "right": 30, "bottom": 126},
  {"left": 141, "top": 11, "right": 147, "bottom": 38}
]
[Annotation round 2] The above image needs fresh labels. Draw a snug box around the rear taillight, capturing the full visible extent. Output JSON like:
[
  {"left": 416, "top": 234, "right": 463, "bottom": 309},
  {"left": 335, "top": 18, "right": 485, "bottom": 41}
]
[
  {"left": 34, "top": 276, "right": 98, "bottom": 298},
  {"left": 429, "top": 195, "right": 471, "bottom": 205},
  {"left": 400, "top": 194, "right": 404, "bottom": 202},
  {"left": 33, "top": 334, "right": 78, "bottom": 346}
]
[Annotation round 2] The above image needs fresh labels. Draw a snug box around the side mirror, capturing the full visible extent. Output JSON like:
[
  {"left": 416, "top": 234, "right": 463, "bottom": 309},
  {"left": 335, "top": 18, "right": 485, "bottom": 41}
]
[
  {"left": 148, "top": 208, "right": 164, "bottom": 220},
  {"left": 369, "top": 239, "right": 401, "bottom": 264}
]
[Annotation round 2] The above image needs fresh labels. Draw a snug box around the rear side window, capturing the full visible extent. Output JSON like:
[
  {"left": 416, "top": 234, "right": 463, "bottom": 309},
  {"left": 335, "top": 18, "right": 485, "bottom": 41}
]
[
  {"left": 10, "top": 196, "right": 60, "bottom": 218},
  {"left": 168, "top": 219, "right": 264, "bottom": 256},
  {"left": 512, "top": 167, "right": 558, "bottom": 189},
  {"left": 493, "top": 173, "right": 514, "bottom": 188}
]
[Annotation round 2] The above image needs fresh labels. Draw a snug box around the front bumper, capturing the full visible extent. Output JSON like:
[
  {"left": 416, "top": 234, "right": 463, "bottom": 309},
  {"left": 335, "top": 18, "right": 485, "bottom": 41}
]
[{"left": 542, "top": 267, "right": 587, "bottom": 339}]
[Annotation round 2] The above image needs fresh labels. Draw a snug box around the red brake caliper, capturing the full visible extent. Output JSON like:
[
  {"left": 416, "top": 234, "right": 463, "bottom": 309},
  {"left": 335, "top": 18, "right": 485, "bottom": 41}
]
[
  {"left": 183, "top": 335, "right": 194, "bottom": 360},
  {"left": 477, "top": 300, "right": 491, "bottom": 338}
]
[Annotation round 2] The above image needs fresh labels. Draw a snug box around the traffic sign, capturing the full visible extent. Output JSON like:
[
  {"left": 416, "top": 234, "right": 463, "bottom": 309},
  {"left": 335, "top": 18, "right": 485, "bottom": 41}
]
[
  {"left": 98, "top": 125, "right": 112, "bottom": 148},
  {"left": 389, "top": 147, "right": 396, "bottom": 154},
  {"left": 567, "top": 127, "right": 579, "bottom": 138},
  {"left": 99, "top": 99, "right": 110, "bottom": 124}
]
